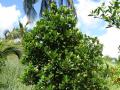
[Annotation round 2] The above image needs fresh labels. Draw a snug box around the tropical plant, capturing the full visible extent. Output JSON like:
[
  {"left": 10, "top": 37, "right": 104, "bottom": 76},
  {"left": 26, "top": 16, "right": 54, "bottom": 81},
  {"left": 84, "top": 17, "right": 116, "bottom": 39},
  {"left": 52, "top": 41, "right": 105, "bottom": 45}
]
[
  {"left": 19, "top": 21, "right": 29, "bottom": 38},
  {"left": 21, "top": 3, "right": 108, "bottom": 90},
  {"left": 3, "top": 21, "right": 28, "bottom": 42},
  {"left": 4, "top": 28, "right": 20, "bottom": 40},
  {"left": 89, "top": 0, "right": 120, "bottom": 28},
  {"left": 0, "top": 40, "right": 21, "bottom": 88},
  {"left": 23, "top": 0, "right": 76, "bottom": 21},
  {"left": 0, "top": 41, "right": 21, "bottom": 72}
]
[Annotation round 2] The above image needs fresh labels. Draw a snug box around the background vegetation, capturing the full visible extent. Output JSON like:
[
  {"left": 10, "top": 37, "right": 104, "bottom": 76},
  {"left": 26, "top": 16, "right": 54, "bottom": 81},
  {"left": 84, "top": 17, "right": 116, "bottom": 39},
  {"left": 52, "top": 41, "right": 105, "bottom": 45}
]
[{"left": 0, "top": 0, "right": 120, "bottom": 90}]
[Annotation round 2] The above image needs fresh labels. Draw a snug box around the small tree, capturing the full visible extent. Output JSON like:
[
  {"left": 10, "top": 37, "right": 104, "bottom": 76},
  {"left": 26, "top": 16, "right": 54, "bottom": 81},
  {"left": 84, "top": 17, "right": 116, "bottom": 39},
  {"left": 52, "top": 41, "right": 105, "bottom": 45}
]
[
  {"left": 89, "top": 0, "right": 120, "bottom": 29},
  {"left": 21, "top": 3, "right": 108, "bottom": 90}
]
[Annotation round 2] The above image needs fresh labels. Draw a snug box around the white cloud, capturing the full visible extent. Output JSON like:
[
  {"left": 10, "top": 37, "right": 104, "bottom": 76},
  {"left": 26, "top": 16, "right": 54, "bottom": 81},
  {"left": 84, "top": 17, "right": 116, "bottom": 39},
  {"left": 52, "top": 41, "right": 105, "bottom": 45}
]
[
  {"left": 75, "top": 0, "right": 112, "bottom": 35},
  {"left": 75, "top": 0, "right": 120, "bottom": 58},
  {"left": 75, "top": 0, "right": 101, "bottom": 27},
  {"left": 99, "top": 27, "right": 120, "bottom": 58},
  {"left": 0, "top": 3, "right": 20, "bottom": 37},
  {"left": 0, "top": 0, "right": 119, "bottom": 58}
]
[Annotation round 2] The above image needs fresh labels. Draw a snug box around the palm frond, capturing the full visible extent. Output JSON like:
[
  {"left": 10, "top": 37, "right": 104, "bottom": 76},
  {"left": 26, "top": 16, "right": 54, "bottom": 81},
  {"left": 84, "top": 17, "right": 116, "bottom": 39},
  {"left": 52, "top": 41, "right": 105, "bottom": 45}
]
[
  {"left": 19, "top": 21, "right": 24, "bottom": 37},
  {"left": 39, "top": 0, "right": 49, "bottom": 16},
  {"left": 49, "top": 0, "right": 53, "bottom": 3},
  {"left": 2, "top": 47, "right": 21, "bottom": 59},
  {"left": 32, "top": 0, "right": 38, "bottom": 4},
  {"left": 67, "top": 0, "right": 73, "bottom": 8},
  {"left": 19, "top": 21, "right": 23, "bottom": 29},
  {"left": 67, "top": 0, "right": 77, "bottom": 18},
  {"left": 59, "top": 0, "right": 63, "bottom": 6},
  {"left": 23, "top": 0, "right": 38, "bottom": 21},
  {"left": 23, "top": 0, "right": 77, "bottom": 21}
]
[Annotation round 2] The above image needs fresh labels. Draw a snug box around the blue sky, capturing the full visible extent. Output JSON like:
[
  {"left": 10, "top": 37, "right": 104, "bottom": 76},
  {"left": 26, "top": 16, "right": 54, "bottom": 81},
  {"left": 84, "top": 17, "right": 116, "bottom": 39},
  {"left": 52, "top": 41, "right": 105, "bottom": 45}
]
[
  {"left": 0, "top": 0, "right": 24, "bottom": 16},
  {"left": 0, "top": 0, "right": 106, "bottom": 36},
  {"left": 0, "top": 0, "right": 120, "bottom": 58}
]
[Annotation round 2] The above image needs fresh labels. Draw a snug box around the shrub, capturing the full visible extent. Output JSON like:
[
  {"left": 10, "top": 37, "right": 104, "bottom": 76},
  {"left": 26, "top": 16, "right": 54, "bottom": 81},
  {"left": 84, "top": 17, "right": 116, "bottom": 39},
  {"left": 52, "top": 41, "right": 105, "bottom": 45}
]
[{"left": 21, "top": 3, "right": 108, "bottom": 90}]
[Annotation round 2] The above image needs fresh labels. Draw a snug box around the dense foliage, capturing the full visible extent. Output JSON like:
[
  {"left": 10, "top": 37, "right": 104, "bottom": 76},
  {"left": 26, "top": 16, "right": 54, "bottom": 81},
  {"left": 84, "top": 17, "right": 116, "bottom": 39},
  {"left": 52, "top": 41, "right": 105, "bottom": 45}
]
[
  {"left": 90, "top": 0, "right": 120, "bottom": 28},
  {"left": 21, "top": 3, "right": 108, "bottom": 90}
]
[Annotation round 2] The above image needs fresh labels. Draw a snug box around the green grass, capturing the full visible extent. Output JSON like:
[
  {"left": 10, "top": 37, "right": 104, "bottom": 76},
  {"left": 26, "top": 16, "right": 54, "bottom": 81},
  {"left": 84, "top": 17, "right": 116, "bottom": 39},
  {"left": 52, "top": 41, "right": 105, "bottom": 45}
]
[
  {"left": 109, "top": 85, "right": 120, "bottom": 90},
  {"left": 1, "top": 54, "right": 120, "bottom": 90},
  {"left": 0, "top": 54, "right": 34, "bottom": 90}
]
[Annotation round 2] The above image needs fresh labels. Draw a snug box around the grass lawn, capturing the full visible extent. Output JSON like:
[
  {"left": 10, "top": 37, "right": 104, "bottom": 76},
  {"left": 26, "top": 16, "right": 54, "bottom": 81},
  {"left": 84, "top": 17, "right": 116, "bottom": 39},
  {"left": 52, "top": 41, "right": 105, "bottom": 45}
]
[{"left": 0, "top": 54, "right": 34, "bottom": 90}]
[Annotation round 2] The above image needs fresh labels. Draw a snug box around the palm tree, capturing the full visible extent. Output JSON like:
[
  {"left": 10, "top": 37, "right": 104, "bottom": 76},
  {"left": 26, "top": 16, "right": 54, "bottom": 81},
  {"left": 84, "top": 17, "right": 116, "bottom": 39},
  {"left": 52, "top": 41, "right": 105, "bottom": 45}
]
[{"left": 23, "top": 0, "right": 75, "bottom": 22}]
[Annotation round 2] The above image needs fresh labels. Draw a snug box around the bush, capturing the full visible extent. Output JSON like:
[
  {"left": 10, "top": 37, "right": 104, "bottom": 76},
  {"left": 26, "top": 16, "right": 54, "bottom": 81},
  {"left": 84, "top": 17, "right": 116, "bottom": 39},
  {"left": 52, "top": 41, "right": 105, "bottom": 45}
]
[{"left": 21, "top": 3, "right": 108, "bottom": 90}]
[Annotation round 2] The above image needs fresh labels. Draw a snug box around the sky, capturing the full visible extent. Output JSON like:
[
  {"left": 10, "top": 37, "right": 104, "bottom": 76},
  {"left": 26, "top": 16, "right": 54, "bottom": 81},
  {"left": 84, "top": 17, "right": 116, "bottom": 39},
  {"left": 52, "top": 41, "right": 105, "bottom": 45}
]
[{"left": 0, "top": 0, "right": 120, "bottom": 58}]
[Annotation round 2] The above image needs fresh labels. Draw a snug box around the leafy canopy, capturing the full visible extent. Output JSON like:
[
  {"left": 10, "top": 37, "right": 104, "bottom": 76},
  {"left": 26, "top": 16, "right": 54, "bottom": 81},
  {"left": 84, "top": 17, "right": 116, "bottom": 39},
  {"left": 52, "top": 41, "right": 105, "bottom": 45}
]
[
  {"left": 90, "top": 0, "right": 120, "bottom": 28},
  {"left": 21, "top": 3, "right": 108, "bottom": 90}
]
